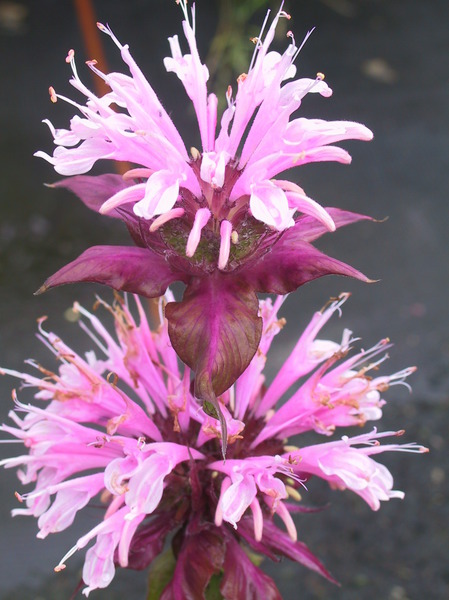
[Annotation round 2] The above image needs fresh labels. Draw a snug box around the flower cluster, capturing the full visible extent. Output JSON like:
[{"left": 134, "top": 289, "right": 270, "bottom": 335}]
[
  {"left": 1, "top": 2, "right": 427, "bottom": 597},
  {"left": 0, "top": 293, "right": 427, "bottom": 597},
  {"left": 35, "top": 1, "right": 373, "bottom": 423}
]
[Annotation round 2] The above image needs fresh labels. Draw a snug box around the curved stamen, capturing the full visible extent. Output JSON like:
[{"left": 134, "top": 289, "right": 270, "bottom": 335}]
[
  {"left": 150, "top": 207, "right": 185, "bottom": 232},
  {"left": 218, "top": 219, "right": 233, "bottom": 270},
  {"left": 185, "top": 207, "right": 211, "bottom": 257}
]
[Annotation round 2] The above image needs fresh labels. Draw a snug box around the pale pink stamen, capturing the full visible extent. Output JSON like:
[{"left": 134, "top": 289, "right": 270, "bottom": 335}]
[
  {"left": 85, "top": 59, "right": 108, "bottom": 82},
  {"left": 185, "top": 207, "right": 211, "bottom": 257},
  {"left": 150, "top": 207, "right": 185, "bottom": 232},
  {"left": 214, "top": 476, "right": 231, "bottom": 527},
  {"left": 207, "top": 94, "right": 218, "bottom": 152},
  {"left": 122, "top": 168, "right": 153, "bottom": 181},
  {"left": 218, "top": 219, "right": 232, "bottom": 270},
  {"left": 275, "top": 500, "right": 297, "bottom": 541},
  {"left": 100, "top": 183, "right": 146, "bottom": 214},
  {"left": 250, "top": 497, "right": 264, "bottom": 541}
]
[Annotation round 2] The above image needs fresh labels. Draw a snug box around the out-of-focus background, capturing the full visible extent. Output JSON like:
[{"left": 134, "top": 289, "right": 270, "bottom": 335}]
[{"left": 0, "top": 0, "right": 448, "bottom": 598}]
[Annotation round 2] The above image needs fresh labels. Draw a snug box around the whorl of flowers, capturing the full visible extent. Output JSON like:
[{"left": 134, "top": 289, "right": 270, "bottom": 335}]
[
  {"left": 0, "top": 293, "right": 428, "bottom": 597},
  {"left": 34, "top": 1, "right": 374, "bottom": 428}
]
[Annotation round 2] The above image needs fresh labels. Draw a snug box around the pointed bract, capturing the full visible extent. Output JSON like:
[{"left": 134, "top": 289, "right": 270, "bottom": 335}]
[
  {"left": 36, "top": 245, "right": 186, "bottom": 298},
  {"left": 220, "top": 534, "right": 282, "bottom": 600},
  {"left": 49, "top": 174, "right": 129, "bottom": 217},
  {"left": 165, "top": 277, "right": 262, "bottom": 400},
  {"left": 160, "top": 529, "right": 224, "bottom": 600}
]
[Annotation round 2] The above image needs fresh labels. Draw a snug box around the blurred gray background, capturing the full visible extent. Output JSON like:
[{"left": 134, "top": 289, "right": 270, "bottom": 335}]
[{"left": 0, "top": 0, "right": 448, "bottom": 598}]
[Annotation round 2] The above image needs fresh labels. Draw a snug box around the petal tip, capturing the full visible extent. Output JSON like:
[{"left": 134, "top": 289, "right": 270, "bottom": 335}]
[
  {"left": 34, "top": 284, "right": 48, "bottom": 296},
  {"left": 364, "top": 127, "right": 374, "bottom": 141},
  {"left": 327, "top": 218, "right": 336, "bottom": 232}
]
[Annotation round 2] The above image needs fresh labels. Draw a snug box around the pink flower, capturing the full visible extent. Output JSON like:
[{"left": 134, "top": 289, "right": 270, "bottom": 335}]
[
  {"left": 37, "top": 5, "right": 371, "bottom": 235},
  {"left": 35, "top": 2, "right": 373, "bottom": 416},
  {"left": 0, "top": 292, "right": 427, "bottom": 597},
  {"left": 292, "top": 429, "right": 418, "bottom": 510}
]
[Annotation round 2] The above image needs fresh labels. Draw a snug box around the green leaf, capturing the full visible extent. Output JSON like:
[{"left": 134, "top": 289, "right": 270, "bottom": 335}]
[
  {"left": 146, "top": 546, "right": 176, "bottom": 600},
  {"left": 203, "top": 400, "right": 220, "bottom": 420},
  {"left": 205, "top": 573, "right": 224, "bottom": 600},
  {"left": 243, "top": 547, "right": 264, "bottom": 567}
]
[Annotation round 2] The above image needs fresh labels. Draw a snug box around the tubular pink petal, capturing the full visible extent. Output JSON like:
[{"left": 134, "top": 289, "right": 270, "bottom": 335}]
[
  {"left": 200, "top": 151, "right": 227, "bottom": 188},
  {"left": 149, "top": 207, "right": 185, "bottom": 232},
  {"left": 164, "top": 16, "right": 210, "bottom": 150},
  {"left": 215, "top": 476, "right": 231, "bottom": 527},
  {"left": 207, "top": 93, "right": 218, "bottom": 152},
  {"left": 99, "top": 183, "right": 146, "bottom": 214},
  {"left": 35, "top": 139, "right": 115, "bottom": 177},
  {"left": 220, "top": 472, "right": 258, "bottom": 528},
  {"left": 82, "top": 532, "right": 120, "bottom": 593},
  {"left": 250, "top": 497, "right": 264, "bottom": 542},
  {"left": 249, "top": 181, "right": 295, "bottom": 229},
  {"left": 37, "top": 475, "right": 104, "bottom": 538},
  {"left": 273, "top": 179, "right": 335, "bottom": 230},
  {"left": 275, "top": 500, "right": 297, "bottom": 542},
  {"left": 42, "top": 118, "right": 80, "bottom": 147},
  {"left": 97, "top": 25, "right": 189, "bottom": 160},
  {"left": 289, "top": 429, "right": 427, "bottom": 511},
  {"left": 225, "top": 6, "right": 294, "bottom": 157},
  {"left": 218, "top": 220, "right": 233, "bottom": 270},
  {"left": 287, "top": 192, "right": 335, "bottom": 230},
  {"left": 125, "top": 453, "right": 172, "bottom": 516},
  {"left": 134, "top": 170, "right": 181, "bottom": 219},
  {"left": 283, "top": 118, "right": 374, "bottom": 148},
  {"left": 185, "top": 207, "right": 211, "bottom": 257},
  {"left": 117, "top": 513, "right": 146, "bottom": 568},
  {"left": 122, "top": 168, "right": 153, "bottom": 180}
]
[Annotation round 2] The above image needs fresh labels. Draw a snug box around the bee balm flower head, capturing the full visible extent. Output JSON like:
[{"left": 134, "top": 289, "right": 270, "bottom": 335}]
[
  {"left": 0, "top": 293, "right": 427, "bottom": 597},
  {"left": 35, "top": 1, "right": 374, "bottom": 431}
]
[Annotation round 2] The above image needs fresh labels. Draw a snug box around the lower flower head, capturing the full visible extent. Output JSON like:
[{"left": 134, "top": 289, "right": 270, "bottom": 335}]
[{"left": 1, "top": 292, "right": 427, "bottom": 597}]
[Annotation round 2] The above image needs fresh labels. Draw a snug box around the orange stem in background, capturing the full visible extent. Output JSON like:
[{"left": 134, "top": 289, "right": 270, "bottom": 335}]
[
  {"left": 73, "top": 0, "right": 132, "bottom": 174},
  {"left": 73, "top": 0, "right": 110, "bottom": 96},
  {"left": 73, "top": 0, "right": 130, "bottom": 177},
  {"left": 73, "top": 0, "right": 163, "bottom": 327},
  {"left": 73, "top": 0, "right": 161, "bottom": 325}
]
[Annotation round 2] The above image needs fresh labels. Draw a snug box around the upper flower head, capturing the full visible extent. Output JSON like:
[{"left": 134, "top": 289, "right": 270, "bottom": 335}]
[
  {"left": 35, "top": 2, "right": 374, "bottom": 424},
  {"left": 1, "top": 292, "right": 427, "bottom": 597},
  {"left": 36, "top": 3, "right": 372, "bottom": 245}
]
